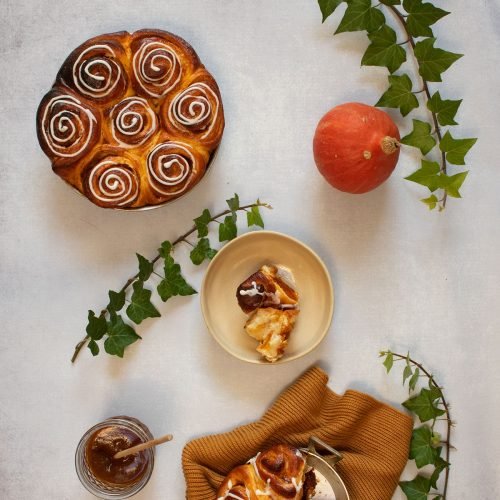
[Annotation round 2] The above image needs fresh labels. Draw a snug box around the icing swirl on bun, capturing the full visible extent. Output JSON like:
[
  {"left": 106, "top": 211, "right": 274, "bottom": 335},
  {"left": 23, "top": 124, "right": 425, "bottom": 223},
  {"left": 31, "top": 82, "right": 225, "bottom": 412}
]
[
  {"left": 147, "top": 141, "right": 200, "bottom": 197},
  {"left": 110, "top": 97, "right": 158, "bottom": 147},
  {"left": 84, "top": 157, "right": 140, "bottom": 208},
  {"left": 71, "top": 43, "right": 127, "bottom": 101},
  {"left": 38, "top": 93, "right": 98, "bottom": 162},
  {"left": 132, "top": 41, "right": 182, "bottom": 98}
]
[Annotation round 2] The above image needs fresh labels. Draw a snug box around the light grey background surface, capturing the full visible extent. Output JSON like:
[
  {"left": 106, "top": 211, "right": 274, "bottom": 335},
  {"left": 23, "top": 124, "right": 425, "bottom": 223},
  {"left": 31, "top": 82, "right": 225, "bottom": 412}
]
[{"left": 1, "top": 0, "right": 499, "bottom": 498}]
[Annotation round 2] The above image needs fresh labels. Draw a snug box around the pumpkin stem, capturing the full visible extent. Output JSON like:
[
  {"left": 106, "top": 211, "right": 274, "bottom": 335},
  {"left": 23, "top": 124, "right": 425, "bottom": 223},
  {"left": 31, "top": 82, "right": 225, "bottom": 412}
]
[{"left": 381, "top": 136, "right": 400, "bottom": 155}]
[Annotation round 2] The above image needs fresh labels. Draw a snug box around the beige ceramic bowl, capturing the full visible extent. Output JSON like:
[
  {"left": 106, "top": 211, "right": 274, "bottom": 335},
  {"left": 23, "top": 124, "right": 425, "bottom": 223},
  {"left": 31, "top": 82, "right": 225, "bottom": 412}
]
[{"left": 201, "top": 231, "right": 334, "bottom": 364}]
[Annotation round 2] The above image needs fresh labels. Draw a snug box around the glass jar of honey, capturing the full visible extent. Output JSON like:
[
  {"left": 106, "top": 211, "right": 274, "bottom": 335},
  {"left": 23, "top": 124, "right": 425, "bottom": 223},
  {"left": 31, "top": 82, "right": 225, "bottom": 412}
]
[{"left": 75, "top": 416, "right": 155, "bottom": 499}]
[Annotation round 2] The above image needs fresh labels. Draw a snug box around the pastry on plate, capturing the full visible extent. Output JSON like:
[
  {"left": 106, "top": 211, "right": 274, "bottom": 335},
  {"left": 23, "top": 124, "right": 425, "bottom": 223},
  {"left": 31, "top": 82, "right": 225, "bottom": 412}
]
[
  {"left": 236, "top": 265, "right": 299, "bottom": 362},
  {"left": 36, "top": 29, "right": 224, "bottom": 209},
  {"left": 216, "top": 444, "right": 316, "bottom": 500}
]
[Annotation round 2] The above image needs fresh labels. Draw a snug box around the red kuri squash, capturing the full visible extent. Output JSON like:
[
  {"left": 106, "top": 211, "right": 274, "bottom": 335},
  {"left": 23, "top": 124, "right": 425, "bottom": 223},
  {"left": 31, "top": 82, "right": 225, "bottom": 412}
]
[{"left": 313, "top": 102, "right": 400, "bottom": 194}]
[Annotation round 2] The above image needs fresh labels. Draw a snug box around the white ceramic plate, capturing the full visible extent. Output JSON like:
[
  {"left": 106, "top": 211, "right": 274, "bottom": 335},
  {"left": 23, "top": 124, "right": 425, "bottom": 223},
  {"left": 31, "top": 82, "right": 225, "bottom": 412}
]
[{"left": 201, "top": 231, "right": 334, "bottom": 364}]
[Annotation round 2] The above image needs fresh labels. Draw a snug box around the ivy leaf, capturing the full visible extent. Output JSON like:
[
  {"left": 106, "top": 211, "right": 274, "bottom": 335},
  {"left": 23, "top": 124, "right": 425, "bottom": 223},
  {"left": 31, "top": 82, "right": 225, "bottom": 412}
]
[
  {"left": 375, "top": 74, "right": 419, "bottom": 116},
  {"left": 88, "top": 339, "right": 99, "bottom": 356},
  {"left": 383, "top": 351, "right": 394, "bottom": 373},
  {"left": 194, "top": 209, "right": 212, "bottom": 238},
  {"left": 104, "top": 315, "right": 141, "bottom": 358},
  {"left": 403, "top": 387, "right": 445, "bottom": 422},
  {"left": 401, "top": 120, "right": 436, "bottom": 155},
  {"left": 226, "top": 193, "right": 240, "bottom": 213},
  {"left": 159, "top": 240, "right": 172, "bottom": 258},
  {"left": 405, "top": 160, "right": 441, "bottom": 192},
  {"left": 409, "top": 367, "right": 420, "bottom": 391},
  {"left": 380, "top": 0, "right": 400, "bottom": 4},
  {"left": 399, "top": 475, "right": 431, "bottom": 500},
  {"left": 335, "top": 0, "right": 385, "bottom": 34},
  {"left": 403, "top": 0, "right": 449, "bottom": 38},
  {"left": 439, "top": 131, "right": 477, "bottom": 165},
  {"left": 361, "top": 25, "right": 406, "bottom": 73},
  {"left": 247, "top": 205, "right": 264, "bottom": 228},
  {"left": 421, "top": 194, "right": 438, "bottom": 210},
  {"left": 430, "top": 455, "right": 449, "bottom": 489},
  {"left": 414, "top": 38, "right": 463, "bottom": 82},
  {"left": 190, "top": 237, "right": 217, "bottom": 265},
  {"left": 403, "top": 364, "right": 413, "bottom": 384},
  {"left": 107, "top": 290, "right": 126, "bottom": 313},
  {"left": 427, "top": 92, "right": 462, "bottom": 127},
  {"left": 86, "top": 310, "right": 107, "bottom": 341},
  {"left": 136, "top": 253, "right": 154, "bottom": 282},
  {"left": 219, "top": 214, "right": 238, "bottom": 242},
  {"left": 439, "top": 171, "right": 468, "bottom": 198},
  {"left": 157, "top": 253, "right": 197, "bottom": 302},
  {"left": 126, "top": 280, "right": 161, "bottom": 325},
  {"left": 410, "top": 425, "right": 440, "bottom": 467},
  {"left": 318, "top": 0, "right": 344, "bottom": 22}
]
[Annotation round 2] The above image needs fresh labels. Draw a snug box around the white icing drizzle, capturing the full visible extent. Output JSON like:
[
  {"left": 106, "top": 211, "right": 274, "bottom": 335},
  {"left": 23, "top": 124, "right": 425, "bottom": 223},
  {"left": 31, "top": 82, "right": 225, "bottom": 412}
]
[
  {"left": 41, "top": 94, "right": 96, "bottom": 158},
  {"left": 168, "top": 82, "right": 220, "bottom": 139},
  {"left": 73, "top": 44, "right": 122, "bottom": 98},
  {"left": 133, "top": 41, "right": 181, "bottom": 98},
  {"left": 88, "top": 160, "right": 138, "bottom": 206},
  {"left": 147, "top": 142, "right": 196, "bottom": 196},
  {"left": 239, "top": 281, "right": 264, "bottom": 297},
  {"left": 111, "top": 97, "right": 157, "bottom": 147}
]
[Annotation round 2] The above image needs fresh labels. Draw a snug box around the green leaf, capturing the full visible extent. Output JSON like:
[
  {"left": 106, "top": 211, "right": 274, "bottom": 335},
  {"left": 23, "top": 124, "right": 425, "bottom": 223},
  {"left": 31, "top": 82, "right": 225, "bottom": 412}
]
[
  {"left": 361, "top": 25, "right": 406, "bottom": 73},
  {"left": 375, "top": 73, "right": 419, "bottom": 116},
  {"left": 403, "top": 0, "right": 449, "bottom": 38},
  {"left": 403, "top": 387, "right": 445, "bottom": 422},
  {"left": 421, "top": 194, "right": 438, "bottom": 210},
  {"left": 104, "top": 315, "right": 141, "bottom": 358},
  {"left": 126, "top": 281, "right": 161, "bottom": 325},
  {"left": 430, "top": 455, "right": 449, "bottom": 489},
  {"left": 157, "top": 253, "right": 197, "bottom": 302},
  {"left": 190, "top": 237, "right": 217, "bottom": 265},
  {"left": 86, "top": 310, "right": 107, "bottom": 341},
  {"left": 194, "top": 208, "right": 212, "bottom": 238},
  {"left": 439, "top": 171, "right": 468, "bottom": 198},
  {"left": 410, "top": 425, "right": 440, "bottom": 468},
  {"left": 335, "top": 0, "right": 385, "bottom": 34},
  {"left": 88, "top": 339, "right": 99, "bottom": 356},
  {"left": 380, "top": 0, "right": 400, "bottom": 4},
  {"left": 409, "top": 367, "right": 420, "bottom": 391},
  {"left": 247, "top": 205, "right": 264, "bottom": 228},
  {"left": 159, "top": 240, "right": 172, "bottom": 258},
  {"left": 318, "top": 0, "right": 344, "bottom": 22},
  {"left": 226, "top": 193, "right": 240, "bottom": 212},
  {"left": 414, "top": 38, "right": 463, "bottom": 82},
  {"left": 219, "top": 214, "right": 238, "bottom": 242},
  {"left": 383, "top": 351, "right": 394, "bottom": 373},
  {"left": 403, "top": 364, "right": 413, "bottom": 384},
  {"left": 427, "top": 92, "right": 462, "bottom": 127},
  {"left": 439, "top": 131, "right": 477, "bottom": 165},
  {"left": 405, "top": 160, "right": 441, "bottom": 192},
  {"left": 401, "top": 120, "right": 436, "bottom": 155},
  {"left": 136, "top": 253, "right": 154, "bottom": 282},
  {"left": 399, "top": 475, "right": 431, "bottom": 500},
  {"left": 107, "top": 290, "right": 126, "bottom": 313}
]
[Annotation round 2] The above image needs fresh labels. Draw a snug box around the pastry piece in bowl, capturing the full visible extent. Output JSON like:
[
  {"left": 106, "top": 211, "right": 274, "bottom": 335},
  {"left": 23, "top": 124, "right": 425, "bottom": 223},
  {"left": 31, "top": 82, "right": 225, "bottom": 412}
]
[{"left": 236, "top": 265, "right": 299, "bottom": 362}]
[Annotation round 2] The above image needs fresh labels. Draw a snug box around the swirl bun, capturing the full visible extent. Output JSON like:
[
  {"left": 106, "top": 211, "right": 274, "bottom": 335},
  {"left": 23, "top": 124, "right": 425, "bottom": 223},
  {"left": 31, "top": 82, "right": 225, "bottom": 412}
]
[
  {"left": 36, "top": 29, "right": 224, "bottom": 209},
  {"left": 37, "top": 90, "right": 100, "bottom": 166},
  {"left": 83, "top": 155, "right": 140, "bottom": 208},
  {"left": 217, "top": 444, "right": 315, "bottom": 500}
]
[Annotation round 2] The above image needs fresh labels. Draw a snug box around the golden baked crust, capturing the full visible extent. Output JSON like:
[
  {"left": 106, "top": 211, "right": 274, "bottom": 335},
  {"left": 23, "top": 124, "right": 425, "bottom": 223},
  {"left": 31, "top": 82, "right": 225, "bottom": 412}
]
[
  {"left": 36, "top": 29, "right": 224, "bottom": 209},
  {"left": 216, "top": 444, "right": 311, "bottom": 500}
]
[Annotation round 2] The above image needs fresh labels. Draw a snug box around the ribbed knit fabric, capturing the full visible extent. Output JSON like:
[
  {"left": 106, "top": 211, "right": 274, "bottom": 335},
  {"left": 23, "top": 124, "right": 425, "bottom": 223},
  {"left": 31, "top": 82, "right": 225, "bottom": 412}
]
[{"left": 182, "top": 367, "right": 413, "bottom": 500}]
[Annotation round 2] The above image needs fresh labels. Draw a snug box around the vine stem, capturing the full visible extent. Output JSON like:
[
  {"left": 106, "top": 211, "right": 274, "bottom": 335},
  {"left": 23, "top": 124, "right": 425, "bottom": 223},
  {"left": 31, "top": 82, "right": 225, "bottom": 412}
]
[
  {"left": 385, "top": 5, "right": 448, "bottom": 209},
  {"left": 70, "top": 200, "right": 272, "bottom": 363},
  {"left": 387, "top": 351, "right": 452, "bottom": 499}
]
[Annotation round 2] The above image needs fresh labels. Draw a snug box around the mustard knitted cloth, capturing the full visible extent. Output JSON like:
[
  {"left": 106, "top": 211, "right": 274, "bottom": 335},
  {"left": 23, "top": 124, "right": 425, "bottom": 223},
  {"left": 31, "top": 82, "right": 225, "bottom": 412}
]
[{"left": 182, "top": 366, "right": 413, "bottom": 500}]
